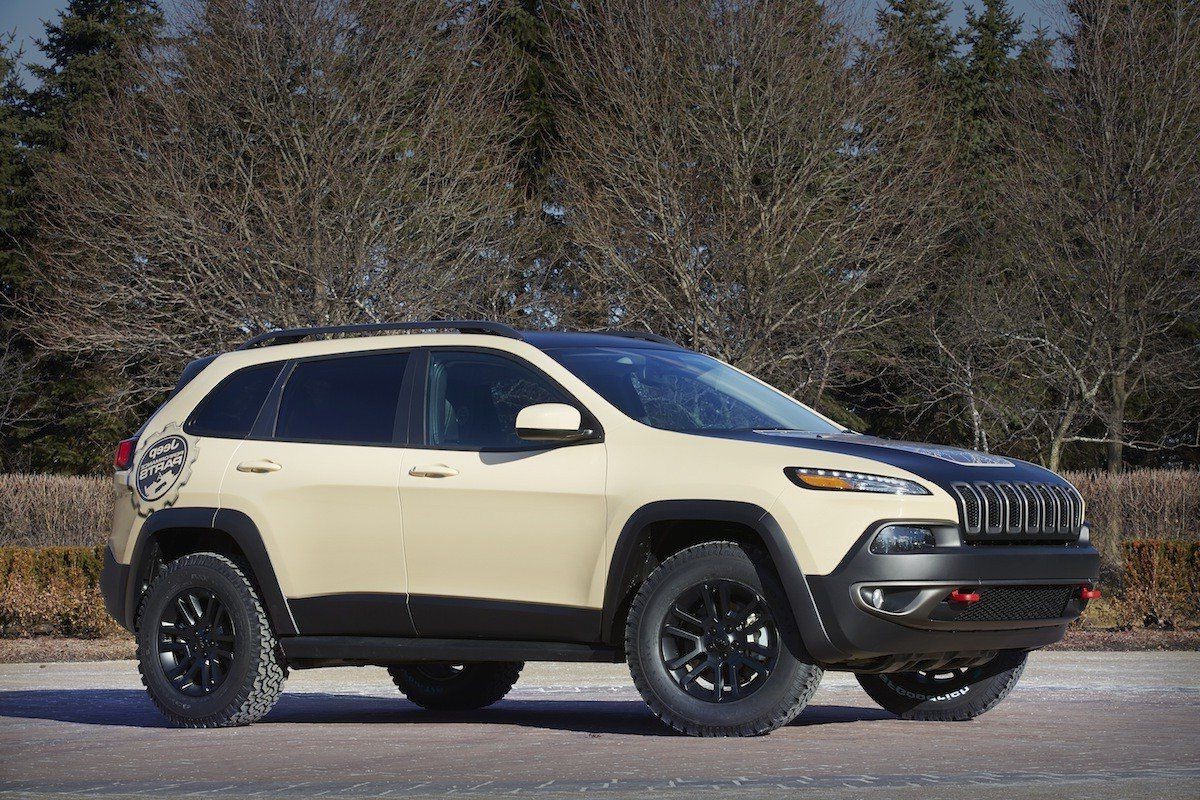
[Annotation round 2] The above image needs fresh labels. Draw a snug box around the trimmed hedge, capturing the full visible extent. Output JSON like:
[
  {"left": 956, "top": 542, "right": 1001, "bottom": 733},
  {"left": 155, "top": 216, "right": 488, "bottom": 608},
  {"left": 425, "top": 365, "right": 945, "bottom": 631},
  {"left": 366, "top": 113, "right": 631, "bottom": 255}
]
[
  {"left": 0, "top": 546, "right": 121, "bottom": 638},
  {"left": 1122, "top": 540, "right": 1200, "bottom": 627}
]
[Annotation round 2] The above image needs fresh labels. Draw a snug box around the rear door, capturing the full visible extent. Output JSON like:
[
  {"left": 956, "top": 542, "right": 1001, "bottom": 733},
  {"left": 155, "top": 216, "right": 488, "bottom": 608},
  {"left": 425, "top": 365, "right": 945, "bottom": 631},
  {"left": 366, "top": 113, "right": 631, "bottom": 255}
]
[
  {"left": 398, "top": 348, "right": 608, "bottom": 642},
  {"left": 218, "top": 349, "right": 417, "bottom": 636}
]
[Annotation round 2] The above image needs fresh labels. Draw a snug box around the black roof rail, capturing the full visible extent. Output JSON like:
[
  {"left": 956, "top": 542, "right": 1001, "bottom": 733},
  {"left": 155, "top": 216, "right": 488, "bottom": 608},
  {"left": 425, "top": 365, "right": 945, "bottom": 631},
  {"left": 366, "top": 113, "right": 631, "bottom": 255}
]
[
  {"left": 593, "top": 328, "right": 682, "bottom": 348},
  {"left": 237, "top": 320, "right": 523, "bottom": 350}
]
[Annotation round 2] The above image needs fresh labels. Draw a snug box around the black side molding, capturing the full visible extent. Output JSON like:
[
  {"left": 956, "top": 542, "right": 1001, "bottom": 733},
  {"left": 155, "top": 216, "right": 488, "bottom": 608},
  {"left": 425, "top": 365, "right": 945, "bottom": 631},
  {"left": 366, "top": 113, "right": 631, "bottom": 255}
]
[{"left": 281, "top": 636, "right": 622, "bottom": 666}]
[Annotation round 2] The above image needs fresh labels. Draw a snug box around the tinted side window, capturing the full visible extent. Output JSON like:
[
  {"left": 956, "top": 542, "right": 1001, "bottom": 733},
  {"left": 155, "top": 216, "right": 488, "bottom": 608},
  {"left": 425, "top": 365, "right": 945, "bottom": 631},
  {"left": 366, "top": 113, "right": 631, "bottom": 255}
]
[
  {"left": 186, "top": 363, "right": 283, "bottom": 439},
  {"left": 426, "top": 351, "right": 570, "bottom": 450},
  {"left": 276, "top": 352, "right": 410, "bottom": 445}
]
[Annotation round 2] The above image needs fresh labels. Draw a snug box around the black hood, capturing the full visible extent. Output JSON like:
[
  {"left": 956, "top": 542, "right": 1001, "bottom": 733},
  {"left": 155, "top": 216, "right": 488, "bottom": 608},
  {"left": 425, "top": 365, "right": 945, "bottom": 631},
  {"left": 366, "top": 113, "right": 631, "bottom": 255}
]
[{"left": 713, "top": 430, "right": 1071, "bottom": 494}]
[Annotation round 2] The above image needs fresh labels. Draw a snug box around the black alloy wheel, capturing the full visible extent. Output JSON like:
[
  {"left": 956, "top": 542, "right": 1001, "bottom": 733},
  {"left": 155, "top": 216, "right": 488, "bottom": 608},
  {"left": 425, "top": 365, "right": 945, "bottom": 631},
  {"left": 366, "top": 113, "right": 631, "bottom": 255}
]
[
  {"left": 659, "top": 579, "right": 779, "bottom": 703},
  {"left": 157, "top": 587, "right": 237, "bottom": 697}
]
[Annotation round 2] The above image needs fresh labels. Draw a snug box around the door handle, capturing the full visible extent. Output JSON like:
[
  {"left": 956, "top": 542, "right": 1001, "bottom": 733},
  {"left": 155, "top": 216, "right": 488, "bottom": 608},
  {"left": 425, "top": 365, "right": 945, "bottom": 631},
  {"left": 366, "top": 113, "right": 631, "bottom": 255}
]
[
  {"left": 237, "top": 459, "right": 282, "bottom": 474},
  {"left": 408, "top": 464, "right": 459, "bottom": 478}
]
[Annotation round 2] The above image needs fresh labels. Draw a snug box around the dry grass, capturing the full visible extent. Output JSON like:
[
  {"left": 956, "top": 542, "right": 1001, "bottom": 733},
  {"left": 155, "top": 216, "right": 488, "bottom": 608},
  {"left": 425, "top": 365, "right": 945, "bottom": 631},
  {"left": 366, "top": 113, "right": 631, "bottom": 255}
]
[
  {"left": 0, "top": 635, "right": 134, "bottom": 663},
  {"left": 0, "top": 473, "right": 111, "bottom": 548},
  {"left": 1063, "top": 469, "right": 1200, "bottom": 569}
]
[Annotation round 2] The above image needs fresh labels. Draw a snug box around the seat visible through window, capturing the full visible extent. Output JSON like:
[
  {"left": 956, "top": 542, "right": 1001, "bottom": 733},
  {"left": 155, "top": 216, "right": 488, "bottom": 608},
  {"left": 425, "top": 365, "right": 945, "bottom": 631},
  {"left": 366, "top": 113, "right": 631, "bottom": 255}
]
[{"left": 426, "top": 352, "right": 571, "bottom": 450}]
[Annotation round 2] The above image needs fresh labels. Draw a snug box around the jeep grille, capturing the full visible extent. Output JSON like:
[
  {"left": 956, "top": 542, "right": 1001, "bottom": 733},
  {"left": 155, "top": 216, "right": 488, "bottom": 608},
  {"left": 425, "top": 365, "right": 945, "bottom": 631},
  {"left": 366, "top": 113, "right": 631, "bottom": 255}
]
[{"left": 950, "top": 480, "right": 1082, "bottom": 541}]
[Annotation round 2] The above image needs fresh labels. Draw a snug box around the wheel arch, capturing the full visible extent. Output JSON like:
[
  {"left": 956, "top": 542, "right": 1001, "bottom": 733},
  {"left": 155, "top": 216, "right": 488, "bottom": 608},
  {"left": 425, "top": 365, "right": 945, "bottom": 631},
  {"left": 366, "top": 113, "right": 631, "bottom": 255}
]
[
  {"left": 124, "top": 507, "right": 297, "bottom": 636},
  {"left": 600, "top": 500, "right": 843, "bottom": 662}
]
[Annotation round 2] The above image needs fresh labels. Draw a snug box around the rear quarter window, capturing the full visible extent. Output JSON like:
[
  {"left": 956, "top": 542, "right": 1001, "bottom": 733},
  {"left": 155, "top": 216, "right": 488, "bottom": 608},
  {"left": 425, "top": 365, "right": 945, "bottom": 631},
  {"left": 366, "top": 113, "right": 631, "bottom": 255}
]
[{"left": 184, "top": 362, "right": 284, "bottom": 439}]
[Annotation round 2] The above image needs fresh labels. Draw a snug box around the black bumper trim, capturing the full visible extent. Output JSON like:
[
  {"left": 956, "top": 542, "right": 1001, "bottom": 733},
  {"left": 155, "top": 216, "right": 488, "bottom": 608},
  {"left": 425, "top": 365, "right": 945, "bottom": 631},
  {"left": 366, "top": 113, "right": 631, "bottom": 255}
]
[
  {"left": 806, "top": 524, "right": 1100, "bottom": 665},
  {"left": 100, "top": 545, "right": 132, "bottom": 631}
]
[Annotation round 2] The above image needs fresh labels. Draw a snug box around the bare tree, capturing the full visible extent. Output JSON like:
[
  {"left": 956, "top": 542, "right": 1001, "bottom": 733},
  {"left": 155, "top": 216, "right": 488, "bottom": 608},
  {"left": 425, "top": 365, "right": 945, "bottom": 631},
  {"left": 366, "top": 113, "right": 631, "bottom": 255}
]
[
  {"left": 546, "top": 0, "right": 955, "bottom": 413},
  {"left": 25, "top": 0, "right": 531, "bottom": 400},
  {"left": 1000, "top": 0, "right": 1200, "bottom": 470}
]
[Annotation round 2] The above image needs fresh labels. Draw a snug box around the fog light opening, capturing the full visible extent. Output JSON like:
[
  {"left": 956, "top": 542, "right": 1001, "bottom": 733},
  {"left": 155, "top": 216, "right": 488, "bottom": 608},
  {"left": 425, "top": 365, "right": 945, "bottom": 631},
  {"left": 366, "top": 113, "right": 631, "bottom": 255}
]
[{"left": 870, "top": 525, "right": 937, "bottom": 555}]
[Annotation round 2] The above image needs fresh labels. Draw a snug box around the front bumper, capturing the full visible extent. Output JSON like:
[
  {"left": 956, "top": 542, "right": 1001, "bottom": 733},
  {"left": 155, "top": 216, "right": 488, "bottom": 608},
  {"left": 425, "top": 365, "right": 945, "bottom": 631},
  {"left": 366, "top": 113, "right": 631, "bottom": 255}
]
[
  {"left": 804, "top": 523, "right": 1100, "bottom": 667},
  {"left": 100, "top": 545, "right": 132, "bottom": 631}
]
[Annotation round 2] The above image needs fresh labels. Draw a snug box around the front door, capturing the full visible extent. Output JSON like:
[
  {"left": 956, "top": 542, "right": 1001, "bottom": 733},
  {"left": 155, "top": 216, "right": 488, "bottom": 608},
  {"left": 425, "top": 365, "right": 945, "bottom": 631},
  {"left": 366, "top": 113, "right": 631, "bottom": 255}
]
[
  {"left": 399, "top": 349, "right": 607, "bottom": 642},
  {"left": 219, "top": 349, "right": 415, "bottom": 636}
]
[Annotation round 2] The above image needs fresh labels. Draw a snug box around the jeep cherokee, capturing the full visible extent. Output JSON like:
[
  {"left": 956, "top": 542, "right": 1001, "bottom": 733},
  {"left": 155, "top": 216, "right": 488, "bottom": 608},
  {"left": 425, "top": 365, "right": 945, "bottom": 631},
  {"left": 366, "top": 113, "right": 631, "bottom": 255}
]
[{"left": 100, "top": 321, "right": 1100, "bottom": 735}]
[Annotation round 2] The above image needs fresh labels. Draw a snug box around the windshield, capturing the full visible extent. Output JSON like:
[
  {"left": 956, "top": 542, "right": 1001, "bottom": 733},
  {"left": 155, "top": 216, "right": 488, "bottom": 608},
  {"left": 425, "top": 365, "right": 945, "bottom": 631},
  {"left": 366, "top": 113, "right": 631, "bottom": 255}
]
[{"left": 546, "top": 347, "right": 841, "bottom": 435}]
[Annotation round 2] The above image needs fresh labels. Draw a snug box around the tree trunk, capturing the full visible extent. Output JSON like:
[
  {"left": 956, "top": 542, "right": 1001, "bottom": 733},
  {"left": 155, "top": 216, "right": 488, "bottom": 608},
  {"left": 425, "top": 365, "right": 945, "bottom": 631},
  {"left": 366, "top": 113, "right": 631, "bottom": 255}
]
[{"left": 1106, "top": 371, "right": 1126, "bottom": 474}]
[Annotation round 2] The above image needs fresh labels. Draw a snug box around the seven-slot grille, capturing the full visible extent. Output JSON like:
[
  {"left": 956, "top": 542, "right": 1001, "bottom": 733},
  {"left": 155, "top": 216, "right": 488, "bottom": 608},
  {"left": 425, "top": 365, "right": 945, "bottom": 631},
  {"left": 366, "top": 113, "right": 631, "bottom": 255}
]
[{"left": 950, "top": 481, "right": 1083, "bottom": 541}]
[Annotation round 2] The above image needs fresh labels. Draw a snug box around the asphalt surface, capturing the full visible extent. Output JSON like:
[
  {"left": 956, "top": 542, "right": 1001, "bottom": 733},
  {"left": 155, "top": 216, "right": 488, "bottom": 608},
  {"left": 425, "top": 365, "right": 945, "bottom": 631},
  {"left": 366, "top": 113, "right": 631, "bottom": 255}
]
[{"left": 1, "top": 651, "right": 1197, "bottom": 799}]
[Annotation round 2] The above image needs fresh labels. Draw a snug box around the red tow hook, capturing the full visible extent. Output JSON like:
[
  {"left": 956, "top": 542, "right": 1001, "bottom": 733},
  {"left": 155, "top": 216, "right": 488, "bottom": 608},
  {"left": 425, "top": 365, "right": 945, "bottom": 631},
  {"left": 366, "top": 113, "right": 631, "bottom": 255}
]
[
  {"left": 1080, "top": 585, "right": 1102, "bottom": 601},
  {"left": 949, "top": 588, "right": 981, "bottom": 604}
]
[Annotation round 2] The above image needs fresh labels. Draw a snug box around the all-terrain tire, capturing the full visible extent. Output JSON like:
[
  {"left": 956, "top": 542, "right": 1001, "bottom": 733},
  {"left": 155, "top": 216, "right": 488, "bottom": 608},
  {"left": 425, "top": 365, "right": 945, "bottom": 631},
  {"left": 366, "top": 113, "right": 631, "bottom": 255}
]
[
  {"left": 625, "top": 541, "right": 823, "bottom": 737},
  {"left": 135, "top": 552, "right": 286, "bottom": 728},
  {"left": 388, "top": 662, "right": 523, "bottom": 710},
  {"left": 856, "top": 649, "right": 1028, "bottom": 721}
]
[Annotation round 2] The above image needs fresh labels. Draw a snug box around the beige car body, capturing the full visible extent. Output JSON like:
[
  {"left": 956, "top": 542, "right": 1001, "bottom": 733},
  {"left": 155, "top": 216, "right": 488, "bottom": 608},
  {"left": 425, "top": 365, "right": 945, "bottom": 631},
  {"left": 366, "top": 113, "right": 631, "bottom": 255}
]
[{"left": 110, "top": 332, "right": 956, "bottom": 622}]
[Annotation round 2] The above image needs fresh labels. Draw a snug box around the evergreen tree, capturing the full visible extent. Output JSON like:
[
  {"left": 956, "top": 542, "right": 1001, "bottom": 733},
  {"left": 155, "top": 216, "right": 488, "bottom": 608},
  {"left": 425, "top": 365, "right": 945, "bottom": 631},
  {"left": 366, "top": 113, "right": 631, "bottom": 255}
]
[
  {"left": 957, "top": 0, "right": 1025, "bottom": 160},
  {"left": 26, "top": 0, "right": 163, "bottom": 152},
  {"left": 0, "top": 36, "right": 30, "bottom": 292},
  {"left": 12, "top": 1, "right": 163, "bottom": 472},
  {"left": 874, "top": 0, "right": 958, "bottom": 89}
]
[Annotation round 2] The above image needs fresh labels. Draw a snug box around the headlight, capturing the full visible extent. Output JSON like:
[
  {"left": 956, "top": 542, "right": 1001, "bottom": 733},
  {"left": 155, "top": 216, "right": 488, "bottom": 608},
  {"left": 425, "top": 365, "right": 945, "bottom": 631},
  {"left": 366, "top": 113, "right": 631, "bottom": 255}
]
[
  {"left": 870, "top": 525, "right": 937, "bottom": 554},
  {"left": 785, "top": 467, "right": 931, "bottom": 495}
]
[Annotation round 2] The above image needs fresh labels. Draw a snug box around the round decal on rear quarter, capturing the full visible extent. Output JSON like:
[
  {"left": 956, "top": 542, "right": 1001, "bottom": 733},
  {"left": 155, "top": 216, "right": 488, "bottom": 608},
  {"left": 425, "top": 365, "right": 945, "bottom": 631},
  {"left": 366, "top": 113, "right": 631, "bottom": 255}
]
[{"left": 129, "top": 423, "right": 198, "bottom": 516}]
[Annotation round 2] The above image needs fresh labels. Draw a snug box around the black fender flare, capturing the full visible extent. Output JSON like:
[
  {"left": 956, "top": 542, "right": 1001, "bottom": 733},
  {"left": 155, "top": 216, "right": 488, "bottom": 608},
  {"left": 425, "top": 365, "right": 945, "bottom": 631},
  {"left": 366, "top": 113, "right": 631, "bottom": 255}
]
[
  {"left": 600, "top": 499, "right": 845, "bottom": 662},
  {"left": 123, "top": 507, "right": 298, "bottom": 636}
]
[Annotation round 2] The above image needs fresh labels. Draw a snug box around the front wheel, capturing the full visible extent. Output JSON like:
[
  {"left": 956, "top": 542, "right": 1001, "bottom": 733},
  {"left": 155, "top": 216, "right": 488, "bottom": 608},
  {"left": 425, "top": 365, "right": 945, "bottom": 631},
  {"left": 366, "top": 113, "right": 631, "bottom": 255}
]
[
  {"left": 856, "top": 649, "right": 1028, "bottom": 721},
  {"left": 626, "top": 541, "right": 823, "bottom": 737}
]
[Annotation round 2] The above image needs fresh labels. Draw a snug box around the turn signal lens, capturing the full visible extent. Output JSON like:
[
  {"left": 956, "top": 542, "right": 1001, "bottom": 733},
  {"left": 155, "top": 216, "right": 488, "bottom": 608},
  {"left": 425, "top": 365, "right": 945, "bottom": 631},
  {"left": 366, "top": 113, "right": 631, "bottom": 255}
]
[{"left": 786, "top": 467, "right": 931, "bottom": 495}]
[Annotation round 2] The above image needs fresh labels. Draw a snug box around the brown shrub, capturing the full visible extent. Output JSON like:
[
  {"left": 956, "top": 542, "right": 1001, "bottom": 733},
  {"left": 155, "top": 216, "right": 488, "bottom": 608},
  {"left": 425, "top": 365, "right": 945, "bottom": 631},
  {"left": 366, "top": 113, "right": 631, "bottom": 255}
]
[
  {"left": 1121, "top": 540, "right": 1200, "bottom": 628},
  {"left": 0, "top": 546, "right": 121, "bottom": 638},
  {"left": 0, "top": 473, "right": 112, "bottom": 548},
  {"left": 1063, "top": 469, "right": 1199, "bottom": 569}
]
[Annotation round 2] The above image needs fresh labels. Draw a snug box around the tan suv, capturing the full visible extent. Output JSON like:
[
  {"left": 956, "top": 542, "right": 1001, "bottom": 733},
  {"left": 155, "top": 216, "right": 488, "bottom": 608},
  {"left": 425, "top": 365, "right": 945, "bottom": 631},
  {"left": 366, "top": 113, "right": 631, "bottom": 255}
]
[{"left": 101, "top": 321, "right": 1100, "bottom": 735}]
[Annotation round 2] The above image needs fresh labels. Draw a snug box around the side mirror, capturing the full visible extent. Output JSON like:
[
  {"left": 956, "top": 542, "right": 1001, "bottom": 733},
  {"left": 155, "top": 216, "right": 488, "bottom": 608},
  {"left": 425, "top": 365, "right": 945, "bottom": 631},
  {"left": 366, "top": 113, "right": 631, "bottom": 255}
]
[{"left": 515, "top": 403, "right": 593, "bottom": 443}]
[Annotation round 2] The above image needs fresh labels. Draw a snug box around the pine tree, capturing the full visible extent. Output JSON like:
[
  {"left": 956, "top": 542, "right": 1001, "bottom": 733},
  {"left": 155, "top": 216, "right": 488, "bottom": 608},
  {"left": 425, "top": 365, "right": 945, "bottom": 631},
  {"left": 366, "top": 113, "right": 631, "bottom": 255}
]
[
  {"left": 957, "top": 0, "right": 1025, "bottom": 161},
  {"left": 874, "top": 0, "right": 958, "bottom": 89},
  {"left": 0, "top": 36, "right": 31, "bottom": 292},
  {"left": 12, "top": 1, "right": 163, "bottom": 472},
  {"left": 26, "top": 0, "right": 163, "bottom": 152}
]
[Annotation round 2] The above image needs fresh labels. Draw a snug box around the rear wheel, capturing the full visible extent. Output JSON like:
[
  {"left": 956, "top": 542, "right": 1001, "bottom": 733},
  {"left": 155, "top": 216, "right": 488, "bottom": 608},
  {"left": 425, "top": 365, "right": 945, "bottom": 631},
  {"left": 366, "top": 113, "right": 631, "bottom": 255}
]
[
  {"left": 626, "top": 541, "right": 823, "bottom": 737},
  {"left": 388, "top": 662, "right": 523, "bottom": 710},
  {"left": 856, "top": 650, "right": 1028, "bottom": 721},
  {"left": 135, "top": 552, "right": 286, "bottom": 727}
]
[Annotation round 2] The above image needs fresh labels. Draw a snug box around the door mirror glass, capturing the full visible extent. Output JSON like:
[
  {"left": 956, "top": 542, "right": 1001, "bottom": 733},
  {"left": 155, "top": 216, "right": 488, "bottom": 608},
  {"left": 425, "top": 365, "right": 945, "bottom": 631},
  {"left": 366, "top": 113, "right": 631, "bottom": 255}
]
[{"left": 515, "top": 403, "right": 590, "bottom": 442}]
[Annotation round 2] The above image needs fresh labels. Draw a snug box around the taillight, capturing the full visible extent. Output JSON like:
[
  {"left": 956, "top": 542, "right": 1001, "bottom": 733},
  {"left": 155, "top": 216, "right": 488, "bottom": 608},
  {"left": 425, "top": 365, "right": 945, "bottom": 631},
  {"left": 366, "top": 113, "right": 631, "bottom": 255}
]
[{"left": 114, "top": 438, "right": 138, "bottom": 470}]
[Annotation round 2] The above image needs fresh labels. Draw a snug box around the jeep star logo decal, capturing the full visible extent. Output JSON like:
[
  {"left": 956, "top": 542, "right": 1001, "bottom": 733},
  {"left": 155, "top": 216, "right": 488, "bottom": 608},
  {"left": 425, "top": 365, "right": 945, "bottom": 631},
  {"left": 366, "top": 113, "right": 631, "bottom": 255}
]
[{"left": 130, "top": 423, "right": 198, "bottom": 515}]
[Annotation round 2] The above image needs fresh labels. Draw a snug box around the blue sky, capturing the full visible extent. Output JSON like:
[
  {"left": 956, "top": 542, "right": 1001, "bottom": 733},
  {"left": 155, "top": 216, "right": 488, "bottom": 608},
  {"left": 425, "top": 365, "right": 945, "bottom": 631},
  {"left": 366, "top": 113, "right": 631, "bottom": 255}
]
[{"left": 3, "top": 0, "right": 1059, "bottom": 84}]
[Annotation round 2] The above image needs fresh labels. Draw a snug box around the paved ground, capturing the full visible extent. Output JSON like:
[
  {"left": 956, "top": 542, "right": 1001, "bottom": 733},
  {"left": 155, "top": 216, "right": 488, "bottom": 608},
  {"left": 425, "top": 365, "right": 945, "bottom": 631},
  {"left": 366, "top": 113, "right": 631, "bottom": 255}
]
[{"left": 1, "top": 651, "right": 1197, "bottom": 799}]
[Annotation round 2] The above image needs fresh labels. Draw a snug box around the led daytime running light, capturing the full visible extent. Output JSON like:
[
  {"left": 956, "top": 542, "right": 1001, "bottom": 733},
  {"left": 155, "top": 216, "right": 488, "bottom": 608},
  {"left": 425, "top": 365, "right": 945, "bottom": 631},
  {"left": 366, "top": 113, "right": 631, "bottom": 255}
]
[{"left": 787, "top": 467, "right": 930, "bottom": 495}]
